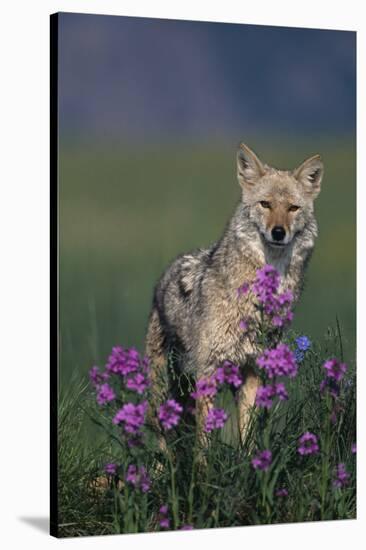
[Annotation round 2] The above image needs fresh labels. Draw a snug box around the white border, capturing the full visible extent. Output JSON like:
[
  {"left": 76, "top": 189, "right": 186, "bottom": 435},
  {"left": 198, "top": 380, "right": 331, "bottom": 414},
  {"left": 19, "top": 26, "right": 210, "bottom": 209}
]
[{"left": 0, "top": 1, "right": 363, "bottom": 548}]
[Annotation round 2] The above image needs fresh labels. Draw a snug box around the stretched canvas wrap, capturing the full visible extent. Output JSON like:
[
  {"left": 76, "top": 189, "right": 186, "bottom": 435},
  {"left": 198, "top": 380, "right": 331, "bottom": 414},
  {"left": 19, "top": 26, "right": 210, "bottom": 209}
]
[{"left": 50, "top": 12, "right": 356, "bottom": 538}]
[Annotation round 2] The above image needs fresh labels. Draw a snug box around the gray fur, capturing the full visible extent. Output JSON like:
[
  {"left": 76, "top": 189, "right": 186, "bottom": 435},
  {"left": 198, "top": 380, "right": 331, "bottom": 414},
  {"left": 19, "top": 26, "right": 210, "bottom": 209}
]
[{"left": 145, "top": 143, "right": 323, "bottom": 439}]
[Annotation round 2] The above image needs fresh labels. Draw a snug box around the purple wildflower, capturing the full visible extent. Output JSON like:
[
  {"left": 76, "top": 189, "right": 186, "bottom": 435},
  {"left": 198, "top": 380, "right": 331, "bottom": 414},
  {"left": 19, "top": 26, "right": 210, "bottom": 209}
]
[
  {"left": 239, "top": 319, "right": 249, "bottom": 331},
  {"left": 252, "top": 265, "right": 280, "bottom": 302},
  {"left": 126, "top": 372, "right": 149, "bottom": 394},
  {"left": 191, "top": 377, "right": 217, "bottom": 399},
  {"left": 246, "top": 265, "right": 295, "bottom": 327},
  {"left": 239, "top": 265, "right": 294, "bottom": 327},
  {"left": 251, "top": 449, "right": 272, "bottom": 471},
  {"left": 180, "top": 524, "right": 194, "bottom": 530},
  {"left": 257, "top": 343, "right": 298, "bottom": 379},
  {"left": 237, "top": 282, "right": 250, "bottom": 296},
  {"left": 272, "top": 315, "right": 282, "bottom": 327},
  {"left": 297, "top": 432, "right": 319, "bottom": 455},
  {"left": 141, "top": 355, "right": 150, "bottom": 373},
  {"left": 159, "top": 505, "right": 170, "bottom": 529},
  {"left": 272, "top": 314, "right": 286, "bottom": 328},
  {"left": 112, "top": 401, "right": 147, "bottom": 434},
  {"left": 125, "top": 464, "right": 138, "bottom": 485},
  {"left": 158, "top": 399, "right": 183, "bottom": 430},
  {"left": 204, "top": 408, "right": 228, "bottom": 432},
  {"left": 214, "top": 369, "right": 225, "bottom": 385},
  {"left": 351, "top": 442, "right": 356, "bottom": 454},
  {"left": 333, "top": 463, "right": 350, "bottom": 489},
  {"left": 106, "top": 346, "right": 141, "bottom": 376},
  {"left": 275, "top": 488, "right": 289, "bottom": 497},
  {"left": 277, "top": 289, "right": 293, "bottom": 306},
  {"left": 125, "top": 465, "right": 151, "bottom": 493},
  {"left": 323, "top": 358, "right": 347, "bottom": 382},
  {"left": 271, "top": 292, "right": 294, "bottom": 327},
  {"left": 160, "top": 518, "right": 170, "bottom": 528},
  {"left": 96, "top": 383, "right": 116, "bottom": 405},
  {"left": 139, "top": 467, "right": 152, "bottom": 493},
  {"left": 105, "top": 346, "right": 127, "bottom": 374},
  {"left": 274, "top": 382, "right": 288, "bottom": 401},
  {"left": 255, "top": 382, "right": 288, "bottom": 408},
  {"left": 215, "top": 361, "right": 242, "bottom": 388},
  {"left": 104, "top": 462, "right": 117, "bottom": 475},
  {"left": 255, "top": 385, "right": 275, "bottom": 408},
  {"left": 89, "top": 365, "right": 109, "bottom": 387}
]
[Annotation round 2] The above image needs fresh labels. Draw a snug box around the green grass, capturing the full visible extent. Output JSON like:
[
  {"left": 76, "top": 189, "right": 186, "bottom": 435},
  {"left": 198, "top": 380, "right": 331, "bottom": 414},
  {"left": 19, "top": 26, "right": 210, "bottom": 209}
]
[
  {"left": 59, "top": 139, "right": 356, "bottom": 390},
  {"left": 57, "top": 139, "right": 356, "bottom": 536},
  {"left": 57, "top": 328, "right": 356, "bottom": 537}
]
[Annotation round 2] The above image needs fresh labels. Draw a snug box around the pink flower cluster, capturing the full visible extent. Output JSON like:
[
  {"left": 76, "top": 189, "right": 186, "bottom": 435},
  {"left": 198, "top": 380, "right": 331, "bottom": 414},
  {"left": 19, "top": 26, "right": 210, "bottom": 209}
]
[
  {"left": 191, "top": 376, "right": 218, "bottom": 399},
  {"left": 251, "top": 449, "right": 272, "bottom": 471},
  {"left": 106, "top": 346, "right": 140, "bottom": 375},
  {"left": 255, "top": 345, "right": 293, "bottom": 409},
  {"left": 125, "top": 464, "right": 151, "bottom": 493},
  {"left": 191, "top": 361, "right": 243, "bottom": 401},
  {"left": 106, "top": 346, "right": 150, "bottom": 394},
  {"left": 89, "top": 347, "right": 150, "bottom": 411},
  {"left": 158, "top": 505, "right": 170, "bottom": 529},
  {"left": 104, "top": 462, "right": 117, "bottom": 475},
  {"left": 297, "top": 432, "right": 319, "bottom": 455},
  {"left": 215, "top": 361, "right": 242, "bottom": 388},
  {"left": 333, "top": 463, "right": 350, "bottom": 489},
  {"left": 238, "top": 264, "right": 294, "bottom": 328},
  {"left": 89, "top": 367, "right": 115, "bottom": 405},
  {"left": 113, "top": 401, "right": 148, "bottom": 435},
  {"left": 189, "top": 363, "right": 239, "bottom": 433},
  {"left": 257, "top": 343, "right": 298, "bottom": 379},
  {"left": 255, "top": 382, "right": 288, "bottom": 409},
  {"left": 323, "top": 358, "right": 347, "bottom": 382},
  {"left": 89, "top": 365, "right": 110, "bottom": 386},
  {"left": 158, "top": 399, "right": 183, "bottom": 430},
  {"left": 252, "top": 264, "right": 280, "bottom": 299},
  {"left": 319, "top": 358, "right": 348, "bottom": 413},
  {"left": 204, "top": 408, "right": 228, "bottom": 432},
  {"left": 96, "top": 382, "right": 116, "bottom": 406}
]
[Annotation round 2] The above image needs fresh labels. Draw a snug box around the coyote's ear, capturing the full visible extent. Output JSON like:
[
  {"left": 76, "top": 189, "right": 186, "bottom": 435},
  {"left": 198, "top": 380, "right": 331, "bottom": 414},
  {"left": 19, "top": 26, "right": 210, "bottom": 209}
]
[
  {"left": 293, "top": 154, "right": 324, "bottom": 198},
  {"left": 237, "top": 143, "right": 266, "bottom": 187}
]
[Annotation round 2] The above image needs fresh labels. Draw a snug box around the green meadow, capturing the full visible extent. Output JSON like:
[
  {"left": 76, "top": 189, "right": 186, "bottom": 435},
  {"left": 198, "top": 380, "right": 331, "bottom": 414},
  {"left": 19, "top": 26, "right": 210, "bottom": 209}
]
[
  {"left": 57, "top": 139, "right": 356, "bottom": 536},
  {"left": 59, "top": 139, "right": 356, "bottom": 389}
]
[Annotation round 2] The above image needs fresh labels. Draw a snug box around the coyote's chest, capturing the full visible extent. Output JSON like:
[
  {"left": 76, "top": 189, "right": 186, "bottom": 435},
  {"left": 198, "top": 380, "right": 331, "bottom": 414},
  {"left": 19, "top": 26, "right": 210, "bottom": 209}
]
[
  {"left": 203, "top": 255, "right": 298, "bottom": 360},
  {"left": 198, "top": 289, "right": 258, "bottom": 363}
]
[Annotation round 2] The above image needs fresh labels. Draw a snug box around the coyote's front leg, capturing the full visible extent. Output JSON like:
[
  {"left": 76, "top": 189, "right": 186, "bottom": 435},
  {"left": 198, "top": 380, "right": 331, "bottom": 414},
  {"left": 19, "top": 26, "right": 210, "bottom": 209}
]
[
  {"left": 147, "top": 358, "right": 169, "bottom": 456},
  {"left": 194, "top": 394, "right": 215, "bottom": 467},
  {"left": 237, "top": 366, "right": 260, "bottom": 446},
  {"left": 145, "top": 309, "right": 169, "bottom": 455}
]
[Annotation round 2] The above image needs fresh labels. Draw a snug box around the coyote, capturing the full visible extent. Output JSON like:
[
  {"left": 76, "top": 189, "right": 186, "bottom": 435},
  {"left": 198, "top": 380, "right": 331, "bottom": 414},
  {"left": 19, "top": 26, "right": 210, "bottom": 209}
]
[{"left": 145, "top": 143, "right": 323, "bottom": 446}]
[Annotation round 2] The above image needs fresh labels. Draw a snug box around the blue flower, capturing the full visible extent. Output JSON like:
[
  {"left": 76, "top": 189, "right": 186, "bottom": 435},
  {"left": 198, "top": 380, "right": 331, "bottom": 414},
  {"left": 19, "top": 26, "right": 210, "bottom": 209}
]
[
  {"left": 295, "top": 335, "right": 311, "bottom": 351},
  {"left": 295, "top": 349, "right": 305, "bottom": 363}
]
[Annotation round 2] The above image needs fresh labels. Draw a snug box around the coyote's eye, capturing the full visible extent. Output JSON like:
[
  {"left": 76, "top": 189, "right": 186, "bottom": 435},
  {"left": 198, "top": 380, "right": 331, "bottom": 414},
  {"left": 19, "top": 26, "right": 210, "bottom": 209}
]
[
  {"left": 288, "top": 205, "right": 300, "bottom": 212},
  {"left": 259, "top": 201, "right": 271, "bottom": 209}
]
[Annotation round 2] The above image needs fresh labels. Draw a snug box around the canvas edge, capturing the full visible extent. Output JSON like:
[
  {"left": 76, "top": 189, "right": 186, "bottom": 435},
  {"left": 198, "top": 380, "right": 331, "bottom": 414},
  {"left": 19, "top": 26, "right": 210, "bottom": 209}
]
[{"left": 50, "top": 11, "right": 59, "bottom": 539}]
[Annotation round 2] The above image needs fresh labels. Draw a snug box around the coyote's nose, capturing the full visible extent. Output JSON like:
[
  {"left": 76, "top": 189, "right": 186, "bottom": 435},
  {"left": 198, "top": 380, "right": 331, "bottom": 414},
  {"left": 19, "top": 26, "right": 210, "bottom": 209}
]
[{"left": 271, "top": 226, "right": 286, "bottom": 242}]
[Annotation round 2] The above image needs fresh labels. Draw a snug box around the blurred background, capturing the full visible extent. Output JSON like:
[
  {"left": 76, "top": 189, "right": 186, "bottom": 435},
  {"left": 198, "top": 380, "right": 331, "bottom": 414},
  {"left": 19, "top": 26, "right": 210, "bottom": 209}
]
[{"left": 57, "top": 13, "right": 356, "bottom": 388}]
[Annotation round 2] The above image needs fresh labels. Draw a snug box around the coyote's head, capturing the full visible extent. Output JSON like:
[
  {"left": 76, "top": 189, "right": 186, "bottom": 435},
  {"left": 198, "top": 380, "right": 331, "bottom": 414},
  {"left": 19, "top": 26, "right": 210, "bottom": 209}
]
[{"left": 237, "top": 143, "right": 323, "bottom": 249}]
